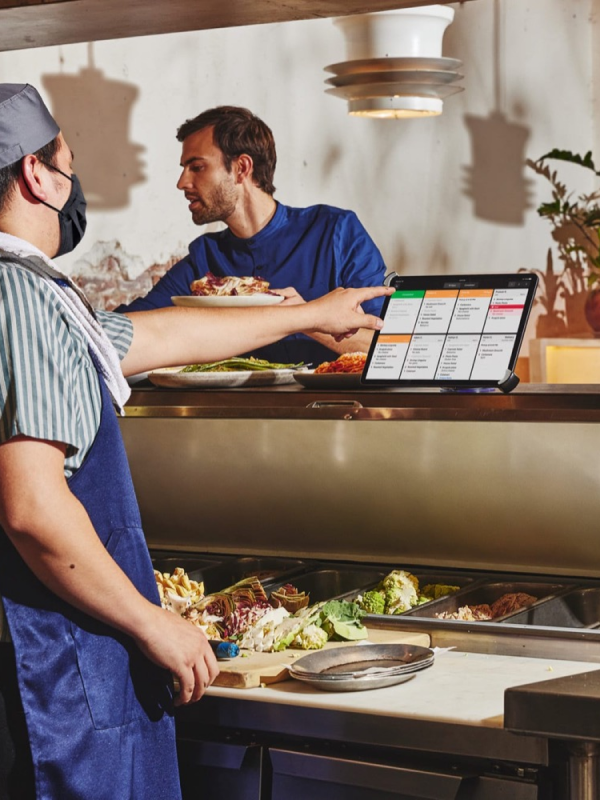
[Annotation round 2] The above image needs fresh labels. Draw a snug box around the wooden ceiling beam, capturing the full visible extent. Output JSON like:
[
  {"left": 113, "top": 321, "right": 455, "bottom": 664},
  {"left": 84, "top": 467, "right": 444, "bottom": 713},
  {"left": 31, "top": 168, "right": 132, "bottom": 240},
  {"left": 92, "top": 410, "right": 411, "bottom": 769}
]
[{"left": 0, "top": 0, "right": 470, "bottom": 52}]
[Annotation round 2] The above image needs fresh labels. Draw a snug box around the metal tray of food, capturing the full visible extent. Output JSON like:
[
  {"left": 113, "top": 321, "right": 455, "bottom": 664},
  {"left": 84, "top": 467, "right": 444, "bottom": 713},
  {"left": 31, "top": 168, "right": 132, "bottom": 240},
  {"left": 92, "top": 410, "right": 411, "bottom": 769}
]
[
  {"left": 200, "top": 557, "right": 310, "bottom": 593},
  {"left": 265, "top": 568, "right": 386, "bottom": 604},
  {"left": 338, "top": 568, "right": 480, "bottom": 619},
  {"left": 403, "top": 580, "right": 567, "bottom": 622},
  {"left": 503, "top": 585, "right": 600, "bottom": 628}
]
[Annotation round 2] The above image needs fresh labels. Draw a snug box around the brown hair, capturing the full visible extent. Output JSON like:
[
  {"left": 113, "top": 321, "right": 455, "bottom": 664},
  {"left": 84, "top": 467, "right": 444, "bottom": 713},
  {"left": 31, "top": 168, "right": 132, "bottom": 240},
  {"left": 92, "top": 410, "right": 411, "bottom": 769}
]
[
  {"left": 177, "top": 106, "right": 276, "bottom": 196},
  {"left": 0, "top": 136, "right": 61, "bottom": 213}
]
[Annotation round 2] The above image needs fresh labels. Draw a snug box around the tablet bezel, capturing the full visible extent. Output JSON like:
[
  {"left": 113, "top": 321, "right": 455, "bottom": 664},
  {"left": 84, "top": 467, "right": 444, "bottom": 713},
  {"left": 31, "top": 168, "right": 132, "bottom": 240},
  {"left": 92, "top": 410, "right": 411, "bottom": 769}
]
[{"left": 361, "top": 273, "right": 539, "bottom": 388}]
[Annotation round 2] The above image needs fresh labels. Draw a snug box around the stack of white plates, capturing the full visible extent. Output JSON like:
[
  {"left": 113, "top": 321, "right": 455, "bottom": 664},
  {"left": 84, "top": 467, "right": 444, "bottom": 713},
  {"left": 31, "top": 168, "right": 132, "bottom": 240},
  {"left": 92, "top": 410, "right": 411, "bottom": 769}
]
[
  {"left": 324, "top": 56, "right": 464, "bottom": 117},
  {"left": 289, "top": 643, "right": 435, "bottom": 692}
]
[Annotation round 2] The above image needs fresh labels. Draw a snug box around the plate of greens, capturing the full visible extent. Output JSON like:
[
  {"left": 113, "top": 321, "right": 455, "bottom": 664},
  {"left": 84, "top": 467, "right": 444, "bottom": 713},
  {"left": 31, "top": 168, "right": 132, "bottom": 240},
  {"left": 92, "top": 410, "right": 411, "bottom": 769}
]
[{"left": 148, "top": 357, "right": 307, "bottom": 389}]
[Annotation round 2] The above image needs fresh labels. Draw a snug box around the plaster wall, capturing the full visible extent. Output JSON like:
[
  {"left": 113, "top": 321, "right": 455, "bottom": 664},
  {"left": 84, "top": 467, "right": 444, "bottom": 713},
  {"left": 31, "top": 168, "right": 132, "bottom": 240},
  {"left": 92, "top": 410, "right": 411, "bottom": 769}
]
[{"left": 0, "top": 0, "right": 595, "bottom": 345}]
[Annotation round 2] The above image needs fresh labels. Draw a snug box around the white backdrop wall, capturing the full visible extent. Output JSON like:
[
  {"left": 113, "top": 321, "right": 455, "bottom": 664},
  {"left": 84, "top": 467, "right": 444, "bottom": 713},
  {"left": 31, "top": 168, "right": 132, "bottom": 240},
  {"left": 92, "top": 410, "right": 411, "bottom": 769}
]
[{"left": 0, "top": 0, "right": 596, "bottom": 346}]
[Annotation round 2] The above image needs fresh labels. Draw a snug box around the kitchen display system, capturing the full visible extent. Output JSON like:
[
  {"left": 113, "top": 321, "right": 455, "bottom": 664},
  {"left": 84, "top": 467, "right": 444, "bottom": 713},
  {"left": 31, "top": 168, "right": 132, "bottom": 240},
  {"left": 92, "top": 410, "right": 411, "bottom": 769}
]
[{"left": 362, "top": 273, "right": 538, "bottom": 391}]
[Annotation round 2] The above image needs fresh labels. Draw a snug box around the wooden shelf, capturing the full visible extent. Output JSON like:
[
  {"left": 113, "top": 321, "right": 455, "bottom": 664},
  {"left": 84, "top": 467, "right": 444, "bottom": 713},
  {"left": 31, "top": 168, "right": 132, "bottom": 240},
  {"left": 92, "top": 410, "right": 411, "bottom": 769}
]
[{"left": 0, "top": 0, "right": 467, "bottom": 53}]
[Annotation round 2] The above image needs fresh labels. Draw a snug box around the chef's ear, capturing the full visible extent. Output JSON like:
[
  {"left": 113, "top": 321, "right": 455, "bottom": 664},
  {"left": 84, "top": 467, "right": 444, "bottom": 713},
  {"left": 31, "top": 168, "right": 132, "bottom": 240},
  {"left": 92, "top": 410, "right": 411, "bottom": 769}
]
[
  {"left": 20, "top": 154, "right": 52, "bottom": 203},
  {"left": 235, "top": 153, "right": 253, "bottom": 184}
]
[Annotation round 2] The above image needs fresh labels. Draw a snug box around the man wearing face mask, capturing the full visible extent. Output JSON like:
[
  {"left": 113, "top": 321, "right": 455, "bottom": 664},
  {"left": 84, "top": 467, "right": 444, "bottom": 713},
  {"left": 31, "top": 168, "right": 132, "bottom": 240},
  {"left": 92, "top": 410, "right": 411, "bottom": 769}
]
[{"left": 0, "top": 84, "right": 390, "bottom": 799}]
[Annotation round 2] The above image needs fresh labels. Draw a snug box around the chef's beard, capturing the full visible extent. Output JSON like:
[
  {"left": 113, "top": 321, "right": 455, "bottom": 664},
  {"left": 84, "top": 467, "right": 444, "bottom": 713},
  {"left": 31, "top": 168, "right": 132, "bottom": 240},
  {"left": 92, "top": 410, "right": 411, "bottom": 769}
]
[{"left": 191, "top": 178, "right": 237, "bottom": 226}]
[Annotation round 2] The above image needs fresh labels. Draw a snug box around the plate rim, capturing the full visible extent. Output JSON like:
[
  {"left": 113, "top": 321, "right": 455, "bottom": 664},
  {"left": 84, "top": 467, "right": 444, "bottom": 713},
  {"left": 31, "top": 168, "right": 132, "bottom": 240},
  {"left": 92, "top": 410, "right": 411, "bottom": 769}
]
[
  {"left": 171, "top": 294, "right": 284, "bottom": 307},
  {"left": 289, "top": 643, "right": 435, "bottom": 676}
]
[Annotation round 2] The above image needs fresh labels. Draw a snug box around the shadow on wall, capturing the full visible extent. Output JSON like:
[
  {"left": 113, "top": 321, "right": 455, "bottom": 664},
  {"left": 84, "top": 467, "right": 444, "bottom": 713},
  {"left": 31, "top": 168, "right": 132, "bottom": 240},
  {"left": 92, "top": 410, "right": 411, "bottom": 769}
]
[
  {"left": 463, "top": 110, "right": 532, "bottom": 226},
  {"left": 41, "top": 46, "right": 145, "bottom": 210},
  {"left": 461, "top": 0, "right": 532, "bottom": 226}
]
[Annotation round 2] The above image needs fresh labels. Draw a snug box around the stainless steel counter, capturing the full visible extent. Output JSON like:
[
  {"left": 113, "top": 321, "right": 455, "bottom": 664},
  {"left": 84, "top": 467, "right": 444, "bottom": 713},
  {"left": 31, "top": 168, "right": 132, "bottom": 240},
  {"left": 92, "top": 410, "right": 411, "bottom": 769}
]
[
  {"left": 120, "top": 384, "right": 600, "bottom": 578},
  {"left": 125, "top": 383, "right": 600, "bottom": 422}
]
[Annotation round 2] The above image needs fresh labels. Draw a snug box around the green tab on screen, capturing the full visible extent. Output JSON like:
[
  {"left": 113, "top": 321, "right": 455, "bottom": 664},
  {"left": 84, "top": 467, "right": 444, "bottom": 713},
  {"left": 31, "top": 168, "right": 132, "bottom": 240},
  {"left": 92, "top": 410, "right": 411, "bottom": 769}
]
[{"left": 392, "top": 290, "right": 425, "bottom": 298}]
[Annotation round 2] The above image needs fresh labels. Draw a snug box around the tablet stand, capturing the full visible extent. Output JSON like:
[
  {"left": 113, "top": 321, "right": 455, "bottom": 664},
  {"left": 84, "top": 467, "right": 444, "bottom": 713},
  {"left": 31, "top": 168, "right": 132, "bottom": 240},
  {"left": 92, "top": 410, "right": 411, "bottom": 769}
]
[{"left": 439, "top": 370, "right": 520, "bottom": 395}]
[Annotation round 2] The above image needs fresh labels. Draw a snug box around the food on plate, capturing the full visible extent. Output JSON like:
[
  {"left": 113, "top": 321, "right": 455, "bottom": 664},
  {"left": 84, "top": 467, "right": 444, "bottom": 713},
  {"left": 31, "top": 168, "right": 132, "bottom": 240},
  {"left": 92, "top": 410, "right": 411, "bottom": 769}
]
[
  {"left": 314, "top": 351, "right": 367, "bottom": 374},
  {"left": 154, "top": 567, "right": 204, "bottom": 614},
  {"left": 190, "top": 271, "right": 278, "bottom": 297},
  {"left": 356, "top": 570, "right": 461, "bottom": 616},
  {"left": 269, "top": 584, "right": 310, "bottom": 613},
  {"left": 435, "top": 592, "right": 538, "bottom": 621},
  {"left": 181, "top": 356, "right": 305, "bottom": 373}
]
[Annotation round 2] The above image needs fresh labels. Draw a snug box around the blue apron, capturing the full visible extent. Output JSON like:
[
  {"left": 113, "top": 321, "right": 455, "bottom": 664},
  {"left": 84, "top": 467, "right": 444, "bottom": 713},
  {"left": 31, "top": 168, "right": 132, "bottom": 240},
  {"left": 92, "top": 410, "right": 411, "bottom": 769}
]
[{"left": 0, "top": 363, "right": 181, "bottom": 799}]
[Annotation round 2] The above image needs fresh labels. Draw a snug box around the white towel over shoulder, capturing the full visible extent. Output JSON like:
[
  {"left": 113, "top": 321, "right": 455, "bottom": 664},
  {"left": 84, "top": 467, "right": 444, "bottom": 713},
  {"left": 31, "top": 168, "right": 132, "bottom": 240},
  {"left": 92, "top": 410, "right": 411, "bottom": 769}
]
[{"left": 0, "top": 232, "right": 131, "bottom": 413}]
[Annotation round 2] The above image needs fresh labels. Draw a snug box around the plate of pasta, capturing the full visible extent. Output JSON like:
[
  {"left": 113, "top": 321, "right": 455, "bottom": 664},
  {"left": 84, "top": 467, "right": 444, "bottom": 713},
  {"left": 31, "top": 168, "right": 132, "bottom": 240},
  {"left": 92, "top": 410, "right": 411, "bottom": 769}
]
[{"left": 293, "top": 352, "right": 366, "bottom": 389}]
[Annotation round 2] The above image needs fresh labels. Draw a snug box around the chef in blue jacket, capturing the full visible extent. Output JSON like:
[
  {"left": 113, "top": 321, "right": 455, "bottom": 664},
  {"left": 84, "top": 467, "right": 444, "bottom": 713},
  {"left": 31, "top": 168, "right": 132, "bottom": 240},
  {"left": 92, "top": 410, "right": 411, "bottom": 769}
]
[
  {"left": 0, "top": 84, "right": 390, "bottom": 799},
  {"left": 120, "top": 105, "right": 388, "bottom": 366}
]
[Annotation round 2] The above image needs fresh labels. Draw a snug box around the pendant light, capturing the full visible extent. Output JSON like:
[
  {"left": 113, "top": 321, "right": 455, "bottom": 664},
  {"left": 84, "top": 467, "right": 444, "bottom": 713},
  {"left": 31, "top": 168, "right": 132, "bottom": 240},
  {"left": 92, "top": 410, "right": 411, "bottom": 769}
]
[{"left": 326, "top": 5, "right": 463, "bottom": 119}]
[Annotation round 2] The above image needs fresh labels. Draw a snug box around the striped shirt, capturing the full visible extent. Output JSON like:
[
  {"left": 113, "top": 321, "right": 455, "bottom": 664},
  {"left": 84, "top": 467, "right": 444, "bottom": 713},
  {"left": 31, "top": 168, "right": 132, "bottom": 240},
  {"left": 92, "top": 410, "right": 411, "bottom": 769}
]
[
  {"left": 0, "top": 259, "right": 133, "bottom": 642},
  {"left": 0, "top": 260, "right": 133, "bottom": 476}
]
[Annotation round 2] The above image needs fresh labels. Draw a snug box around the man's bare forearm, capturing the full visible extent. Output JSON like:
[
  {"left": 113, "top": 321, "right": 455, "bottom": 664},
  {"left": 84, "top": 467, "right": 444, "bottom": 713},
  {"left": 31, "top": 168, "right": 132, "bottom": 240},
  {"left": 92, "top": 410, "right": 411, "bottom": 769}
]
[{"left": 120, "top": 286, "right": 390, "bottom": 376}]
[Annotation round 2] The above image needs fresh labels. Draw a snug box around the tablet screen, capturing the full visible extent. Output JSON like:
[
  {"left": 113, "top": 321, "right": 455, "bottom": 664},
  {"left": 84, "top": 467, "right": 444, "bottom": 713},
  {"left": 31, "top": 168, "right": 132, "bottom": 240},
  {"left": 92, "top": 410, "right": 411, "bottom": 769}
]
[{"left": 362, "top": 273, "right": 538, "bottom": 387}]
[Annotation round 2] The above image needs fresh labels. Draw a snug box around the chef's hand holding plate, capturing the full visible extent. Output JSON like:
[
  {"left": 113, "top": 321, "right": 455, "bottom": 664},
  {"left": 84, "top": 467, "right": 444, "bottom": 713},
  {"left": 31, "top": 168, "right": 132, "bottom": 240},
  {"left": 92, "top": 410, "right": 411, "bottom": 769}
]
[
  {"left": 135, "top": 605, "right": 220, "bottom": 705},
  {"left": 273, "top": 286, "right": 306, "bottom": 306}
]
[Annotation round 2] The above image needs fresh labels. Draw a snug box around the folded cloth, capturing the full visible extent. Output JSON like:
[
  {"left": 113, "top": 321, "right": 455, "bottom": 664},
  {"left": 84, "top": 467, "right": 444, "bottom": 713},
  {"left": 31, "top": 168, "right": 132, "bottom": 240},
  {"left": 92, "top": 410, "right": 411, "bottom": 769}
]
[{"left": 0, "top": 233, "right": 130, "bottom": 413}]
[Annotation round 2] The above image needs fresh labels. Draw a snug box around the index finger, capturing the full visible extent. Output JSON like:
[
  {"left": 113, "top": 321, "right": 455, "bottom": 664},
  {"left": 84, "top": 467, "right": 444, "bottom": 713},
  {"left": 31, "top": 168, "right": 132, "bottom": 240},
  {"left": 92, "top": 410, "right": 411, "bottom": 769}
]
[{"left": 352, "top": 286, "right": 394, "bottom": 302}]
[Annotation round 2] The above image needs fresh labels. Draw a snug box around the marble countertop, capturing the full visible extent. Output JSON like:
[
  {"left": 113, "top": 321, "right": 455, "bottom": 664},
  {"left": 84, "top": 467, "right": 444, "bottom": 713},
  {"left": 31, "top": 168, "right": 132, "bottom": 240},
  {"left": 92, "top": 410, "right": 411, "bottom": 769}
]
[{"left": 207, "top": 650, "right": 600, "bottom": 729}]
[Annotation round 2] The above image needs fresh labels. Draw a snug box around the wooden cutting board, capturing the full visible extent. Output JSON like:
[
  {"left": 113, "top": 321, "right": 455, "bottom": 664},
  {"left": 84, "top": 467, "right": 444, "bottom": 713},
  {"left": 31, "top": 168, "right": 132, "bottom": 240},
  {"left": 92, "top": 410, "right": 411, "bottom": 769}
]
[{"left": 213, "top": 628, "right": 431, "bottom": 689}]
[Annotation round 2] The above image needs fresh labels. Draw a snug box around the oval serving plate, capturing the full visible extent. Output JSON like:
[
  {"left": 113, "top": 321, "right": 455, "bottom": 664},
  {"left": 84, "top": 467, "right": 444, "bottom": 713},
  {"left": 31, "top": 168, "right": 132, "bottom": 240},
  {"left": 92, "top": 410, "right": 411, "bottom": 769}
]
[
  {"left": 148, "top": 367, "right": 300, "bottom": 389},
  {"left": 289, "top": 643, "right": 434, "bottom": 692},
  {"left": 172, "top": 294, "right": 284, "bottom": 308}
]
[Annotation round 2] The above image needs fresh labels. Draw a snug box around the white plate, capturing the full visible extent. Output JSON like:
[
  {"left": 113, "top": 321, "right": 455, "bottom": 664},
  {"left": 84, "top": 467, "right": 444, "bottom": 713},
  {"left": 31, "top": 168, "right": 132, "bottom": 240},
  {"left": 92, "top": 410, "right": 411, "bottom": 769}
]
[
  {"left": 293, "top": 371, "right": 364, "bottom": 390},
  {"left": 171, "top": 294, "right": 284, "bottom": 308},
  {"left": 148, "top": 366, "right": 300, "bottom": 389}
]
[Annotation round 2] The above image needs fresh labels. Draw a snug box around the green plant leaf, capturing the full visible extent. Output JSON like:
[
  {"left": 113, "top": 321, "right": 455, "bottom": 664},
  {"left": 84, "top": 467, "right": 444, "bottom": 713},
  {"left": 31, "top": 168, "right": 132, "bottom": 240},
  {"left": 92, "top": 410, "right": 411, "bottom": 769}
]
[{"left": 537, "top": 149, "right": 600, "bottom": 176}]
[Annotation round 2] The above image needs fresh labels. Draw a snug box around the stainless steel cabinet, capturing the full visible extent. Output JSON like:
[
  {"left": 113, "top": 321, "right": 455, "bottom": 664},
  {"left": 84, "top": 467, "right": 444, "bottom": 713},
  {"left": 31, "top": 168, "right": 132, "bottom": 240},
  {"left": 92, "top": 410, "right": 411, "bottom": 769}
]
[{"left": 268, "top": 749, "right": 542, "bottom": 800}]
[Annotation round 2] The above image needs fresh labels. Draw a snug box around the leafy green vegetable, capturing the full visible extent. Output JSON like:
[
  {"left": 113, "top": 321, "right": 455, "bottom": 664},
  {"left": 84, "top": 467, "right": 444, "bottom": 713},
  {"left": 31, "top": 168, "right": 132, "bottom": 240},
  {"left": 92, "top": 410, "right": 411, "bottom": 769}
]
[
  {"left": 318, "top": 600, "right": 367, "bottom": 641},
  {"left": 181, "top": 357, "right": 304, "bottom": 373},
  {"left": 357, "top": 589, "right": 386, "bottom": 615}
]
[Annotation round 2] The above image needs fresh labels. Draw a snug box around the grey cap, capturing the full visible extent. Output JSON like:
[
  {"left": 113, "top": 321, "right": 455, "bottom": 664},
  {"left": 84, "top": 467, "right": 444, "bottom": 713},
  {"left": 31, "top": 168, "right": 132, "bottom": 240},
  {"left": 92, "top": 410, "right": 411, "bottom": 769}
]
[{"left": 0, "top": 83, "right": 60, "bottom": 169}]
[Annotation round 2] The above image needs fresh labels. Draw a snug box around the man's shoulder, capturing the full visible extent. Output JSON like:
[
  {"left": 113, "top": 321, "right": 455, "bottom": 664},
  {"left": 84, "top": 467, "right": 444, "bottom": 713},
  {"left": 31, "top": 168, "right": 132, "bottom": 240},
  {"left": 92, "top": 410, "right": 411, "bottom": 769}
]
[{"left": 283, "top": 202, "right": 359, "bottom": 227}]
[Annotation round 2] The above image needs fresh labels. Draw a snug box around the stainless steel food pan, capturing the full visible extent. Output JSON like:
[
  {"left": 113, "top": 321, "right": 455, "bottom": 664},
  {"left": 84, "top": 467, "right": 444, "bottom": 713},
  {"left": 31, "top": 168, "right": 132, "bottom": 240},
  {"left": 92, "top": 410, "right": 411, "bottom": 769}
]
[
  {"left": 151, "top": 555, "right": 227, "bottom": 576},
  {"left": 339, "top": 569, "right": 479, "bottom": 617},
  {"left": 200, "top": 557, "right": 310, "bottom": 593},
  {"left": 266, "top": 568, "right": 386, "bottom": 604},
  {"left": 504, "top": 586, "right": 600, "bottom": 628},
  {"left": 403, "top": 581, "right": 566, "bottom": 621}
]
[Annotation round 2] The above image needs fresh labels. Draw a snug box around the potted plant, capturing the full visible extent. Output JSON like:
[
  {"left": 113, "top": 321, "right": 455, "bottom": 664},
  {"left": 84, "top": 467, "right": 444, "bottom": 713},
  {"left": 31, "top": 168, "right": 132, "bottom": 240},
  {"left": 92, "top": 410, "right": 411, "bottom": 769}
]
[{"left": 527, "top": 150, "right": 600, "bottom": 335}]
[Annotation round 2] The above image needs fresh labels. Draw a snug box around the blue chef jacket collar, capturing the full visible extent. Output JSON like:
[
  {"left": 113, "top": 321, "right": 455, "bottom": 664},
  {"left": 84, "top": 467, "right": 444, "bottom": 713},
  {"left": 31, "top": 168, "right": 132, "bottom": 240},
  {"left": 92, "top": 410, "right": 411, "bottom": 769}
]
[{"left": 224, "top": 201, "right": 287, "bottom": 250}]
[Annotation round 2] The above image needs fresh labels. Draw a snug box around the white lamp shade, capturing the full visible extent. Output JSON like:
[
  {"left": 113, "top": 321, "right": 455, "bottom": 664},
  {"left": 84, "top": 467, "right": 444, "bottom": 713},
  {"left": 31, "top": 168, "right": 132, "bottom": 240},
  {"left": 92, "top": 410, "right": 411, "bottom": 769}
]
[{"left": 335, "top": 5, "right": 455, "bottom": 61}]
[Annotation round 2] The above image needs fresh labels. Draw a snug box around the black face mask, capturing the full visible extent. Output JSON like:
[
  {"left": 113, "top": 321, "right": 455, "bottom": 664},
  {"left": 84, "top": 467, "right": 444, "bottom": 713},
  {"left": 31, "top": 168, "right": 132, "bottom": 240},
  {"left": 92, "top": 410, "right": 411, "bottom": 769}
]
[{"left": 37, "top": 162, "right": 88, "bottom": 257}]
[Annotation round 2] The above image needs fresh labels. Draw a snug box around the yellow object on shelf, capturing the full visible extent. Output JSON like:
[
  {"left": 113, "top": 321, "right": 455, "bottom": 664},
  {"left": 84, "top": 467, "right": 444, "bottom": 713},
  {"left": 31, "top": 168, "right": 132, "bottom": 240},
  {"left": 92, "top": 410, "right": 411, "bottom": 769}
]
[{"left": 530, "top": 338, "right": 600, "bottom": 383}]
